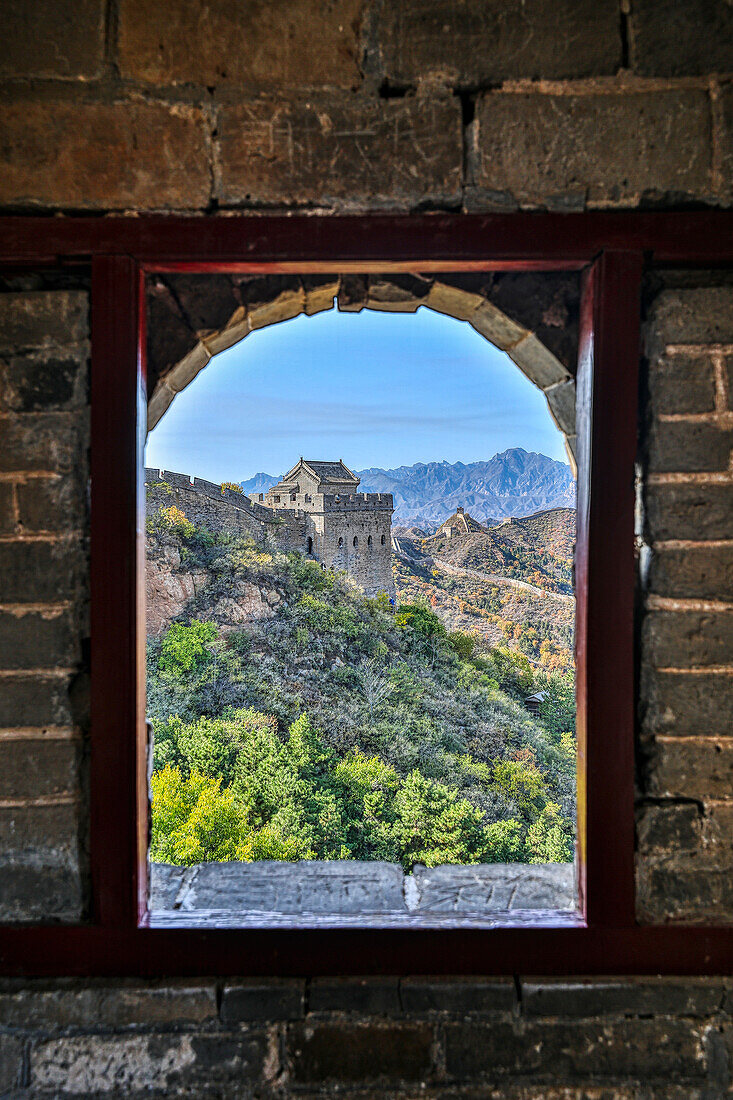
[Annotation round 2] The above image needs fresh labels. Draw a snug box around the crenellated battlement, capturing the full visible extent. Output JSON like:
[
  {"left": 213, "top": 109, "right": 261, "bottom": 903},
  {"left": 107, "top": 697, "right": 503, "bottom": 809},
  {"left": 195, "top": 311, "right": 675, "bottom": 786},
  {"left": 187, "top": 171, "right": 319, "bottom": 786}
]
[{"left": 322, "top": 492, "right": 393, "bottom": 510}]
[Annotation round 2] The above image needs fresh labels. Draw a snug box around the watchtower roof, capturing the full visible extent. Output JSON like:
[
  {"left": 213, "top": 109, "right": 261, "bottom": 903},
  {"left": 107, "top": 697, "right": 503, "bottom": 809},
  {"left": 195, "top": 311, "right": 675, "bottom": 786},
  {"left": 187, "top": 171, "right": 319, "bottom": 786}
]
[{"left": 279, "top": 458, "right": 360, "bottom": 488}]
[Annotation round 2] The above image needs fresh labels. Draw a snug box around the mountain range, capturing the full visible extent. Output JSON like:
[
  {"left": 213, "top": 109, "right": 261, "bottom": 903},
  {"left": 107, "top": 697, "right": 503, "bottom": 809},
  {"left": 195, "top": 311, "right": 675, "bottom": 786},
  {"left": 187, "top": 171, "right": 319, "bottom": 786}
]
[{"left": 239, "top": 448, "right": 575, "bottom": 528}]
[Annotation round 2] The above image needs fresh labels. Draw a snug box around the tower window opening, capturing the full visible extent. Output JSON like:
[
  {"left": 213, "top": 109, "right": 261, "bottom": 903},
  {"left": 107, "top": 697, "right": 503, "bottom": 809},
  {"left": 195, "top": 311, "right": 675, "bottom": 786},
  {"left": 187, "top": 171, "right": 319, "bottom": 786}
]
[{"left": 353, "top": 536, "right": 358, "bottom": 548}]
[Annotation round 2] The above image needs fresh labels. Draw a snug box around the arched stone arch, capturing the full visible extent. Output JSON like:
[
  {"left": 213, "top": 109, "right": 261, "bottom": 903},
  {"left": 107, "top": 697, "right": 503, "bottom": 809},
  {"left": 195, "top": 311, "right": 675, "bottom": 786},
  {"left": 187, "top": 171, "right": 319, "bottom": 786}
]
[{"left": 146, "top": 272, "right": 579, "bottom": 470}]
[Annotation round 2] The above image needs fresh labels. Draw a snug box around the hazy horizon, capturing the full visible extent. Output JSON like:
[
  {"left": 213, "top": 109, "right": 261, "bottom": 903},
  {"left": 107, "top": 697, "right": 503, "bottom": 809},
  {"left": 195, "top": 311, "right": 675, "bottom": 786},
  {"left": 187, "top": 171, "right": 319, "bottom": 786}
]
[{"left": 146, "top": 306, "right": 568, "bottom": 483}]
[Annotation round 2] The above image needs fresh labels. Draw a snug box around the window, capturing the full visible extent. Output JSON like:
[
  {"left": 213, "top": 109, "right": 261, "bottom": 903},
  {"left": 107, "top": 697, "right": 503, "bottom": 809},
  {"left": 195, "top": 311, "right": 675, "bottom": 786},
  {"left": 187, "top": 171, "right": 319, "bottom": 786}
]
[
  {"left": 381, "top": 534, "right": 386, "bottom": 545},
  {"left": 353, "top": 536, "right": 358, "bottom": 547},
  {"left": 368, "top": 535, "right": 373, "bottom": 547},
  {"left": 8, "top": 212, "right": 727, "bottom": 977}
]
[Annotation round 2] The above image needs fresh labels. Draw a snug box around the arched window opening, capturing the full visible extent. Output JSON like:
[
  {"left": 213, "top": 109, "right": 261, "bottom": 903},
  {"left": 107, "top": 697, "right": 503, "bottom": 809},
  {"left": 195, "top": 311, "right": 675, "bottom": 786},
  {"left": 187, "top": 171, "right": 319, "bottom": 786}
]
[{"left": 144, "top": 272, "right": 578, "bottom": 924}]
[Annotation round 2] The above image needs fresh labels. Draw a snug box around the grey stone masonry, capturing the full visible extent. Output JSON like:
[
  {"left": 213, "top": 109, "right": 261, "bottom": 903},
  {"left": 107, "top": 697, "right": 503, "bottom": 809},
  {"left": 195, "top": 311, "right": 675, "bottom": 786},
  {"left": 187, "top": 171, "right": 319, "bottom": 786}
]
[
  {"left": 149, "top": 861, "right": 576, "bottom": 925},
  {"left": 637, "top": 276, "right": 733, "bottom": 924}
]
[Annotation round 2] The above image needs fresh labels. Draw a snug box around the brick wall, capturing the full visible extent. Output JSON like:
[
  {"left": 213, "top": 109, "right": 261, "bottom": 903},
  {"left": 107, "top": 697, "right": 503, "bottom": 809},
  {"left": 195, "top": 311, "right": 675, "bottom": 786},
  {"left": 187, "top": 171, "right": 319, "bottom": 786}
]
[{"left": 1, "top": 0, "right": 732, "bottom": 1093}]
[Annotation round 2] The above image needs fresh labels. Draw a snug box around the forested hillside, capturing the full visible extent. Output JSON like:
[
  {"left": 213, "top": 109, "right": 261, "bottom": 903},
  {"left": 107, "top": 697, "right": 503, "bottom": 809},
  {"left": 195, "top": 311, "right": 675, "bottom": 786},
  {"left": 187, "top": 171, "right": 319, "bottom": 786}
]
[{"left": 146, "top": 507, "right": 575, "bottom": 869}]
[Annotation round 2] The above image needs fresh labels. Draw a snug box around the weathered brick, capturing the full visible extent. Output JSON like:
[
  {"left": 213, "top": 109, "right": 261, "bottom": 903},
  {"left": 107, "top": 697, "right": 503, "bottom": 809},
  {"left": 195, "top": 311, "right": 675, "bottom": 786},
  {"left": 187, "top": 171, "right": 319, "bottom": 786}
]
[
  {"left": 722, "top": 84, "right": 733, "bottom": 206},
  {"left": 400, "top": 977, "right": 515, "bottom": 1015},
  {"left": 378, "top": 0, "right": 620, "bottom": 84},
  {"left": 702, "top": 801, "right": 733, "bottom": 851},
  {"left": 0, "top": 862, "right": 83, "bottom": 923},
  {"left": 31, "top": 1032, "right": 268, "bottom": 1092},
  {"left": 648, "top": 420, "right": 732, "bottom": 474},
  {"left": 16, "top": 475, "right": 86, "bottom": 534},
  {"left": 648, "top": 545, "right": 733, "bottom": 601},
  {"left": 644, "top": 483, "right": 733, "bottom": 541},
  {"left": 0, "top": 674, "right": 77, "bottom": 727},
  {"left": 642, "top": 611, "right": 733, "bottom": 668},
  {"left": 642, "top": 736, "right": 733, "bottom": 799},
  {"left": 0, "top": 799, "right": 79, "bottom": 854},
  {"left": 0, "top": 609, "right": 80, "bottom": 670},
  {"left": 289, "top": 1022, "right": 433, "bottom": 1082},
  {"left": 0, "top": 482, "right": 14, "bottom": 536},
  {"left": 0, "top": 739, "right": 79, "bottom": 799},
  {"left": 648, "top": 287, "right": 733, "bottom": 346},
  {"left": 0, "top": 539, "right": 86, "bottom": 603},
  {"left": 648, "top": 354, "right": 718, "bottom": 416},
  {"left": 0, "top": 981, "right": 217, "bottom": 1028},
  {"left": 444, "top": 1018, "right": 705, "bottom": 1079},
  {"left": 0, "top": 292, "right": 89, "bottom": 354},
  {"left": 475, "top": 91, "right": 712, "bottom": 208},
  {"left": 522, "top": 978, "right": 724, "bottom": 1017},
  {"left": 629, "top": 0, "right": 733, "bottom": 77},
  {"left": 0, "top": 0, "right": 104, "bottom": 79},
  {"left": 221, "top": 979, "right": 304, "bottom": 1022},
  {"left": 308, "top": 977, "right": 401, "bottom": 1016},
  {"left": 119, "top": 0, "right": 362, "bottom": 88},
  {"left": 637, "top": 861, "right": 733, "bottom": 923},
  {"left": 0, "top": 94, "right": 210, "bottom": 211},
  {"left": 0, "top": 353, "right": 87, "bottom": 413},
  {"left": 0, "top": 1034, "right": 23, "bottom": 1093},
  {"left": 636, "top": 801, "right": 703, "bottom": 854},
  {"left": 0, "top": 412, "right": 88, "bottom": 476},
  {"left": 642, "top": 670, "right": 733, "bottom": 735},
  {"left": 216, "top": 96, "right": 462, "bottom": 208}
]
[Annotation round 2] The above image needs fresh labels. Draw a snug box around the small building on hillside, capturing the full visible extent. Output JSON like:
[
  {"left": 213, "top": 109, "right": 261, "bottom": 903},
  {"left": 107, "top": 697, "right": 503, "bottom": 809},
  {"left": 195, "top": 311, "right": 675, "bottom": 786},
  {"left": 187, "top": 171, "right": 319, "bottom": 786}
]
[
  {"left": 524, "top": 690, "right": 549, "bottom": 717},
  {"left": 436, "top": 506, "right": 486, "bottom": 539},
  {"left": 257, "top": 458, "right": 395, "bottom": 598}
]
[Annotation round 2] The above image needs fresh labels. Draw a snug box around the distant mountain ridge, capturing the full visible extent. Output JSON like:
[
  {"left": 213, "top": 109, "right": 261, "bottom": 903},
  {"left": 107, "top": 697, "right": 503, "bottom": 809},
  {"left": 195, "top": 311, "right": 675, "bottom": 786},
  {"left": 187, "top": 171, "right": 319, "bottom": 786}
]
[{"left": 240, "top": 448, "right": 575, "bottom": 528}]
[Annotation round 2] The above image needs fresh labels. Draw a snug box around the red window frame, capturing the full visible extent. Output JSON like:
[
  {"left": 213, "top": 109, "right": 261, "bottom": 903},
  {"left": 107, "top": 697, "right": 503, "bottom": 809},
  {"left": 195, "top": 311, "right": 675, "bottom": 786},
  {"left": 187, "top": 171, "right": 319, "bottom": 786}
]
[{"left": 0, "top": 213, "right": 731, "bottom": 977}]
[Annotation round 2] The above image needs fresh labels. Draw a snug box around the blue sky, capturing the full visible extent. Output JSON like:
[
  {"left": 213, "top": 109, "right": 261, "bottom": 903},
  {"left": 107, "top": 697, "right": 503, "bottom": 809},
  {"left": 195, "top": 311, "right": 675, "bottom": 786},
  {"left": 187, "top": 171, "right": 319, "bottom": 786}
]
[{"left": 146, "top": 304, "right": 567, "bottom": 482}]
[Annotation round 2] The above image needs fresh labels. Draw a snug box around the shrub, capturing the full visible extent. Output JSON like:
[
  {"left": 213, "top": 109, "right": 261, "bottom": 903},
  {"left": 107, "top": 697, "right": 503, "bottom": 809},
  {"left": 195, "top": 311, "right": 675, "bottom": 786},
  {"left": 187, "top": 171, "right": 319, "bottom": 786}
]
[
  {"left": 221, "top": 481, "right": 244, "bottom": 494},
  {"left": 156, "top": 505, "right": 195, "bottom": 538},
  {"left": 158, "top": 620, "right": 217, "bottom": 675},
  {"left": 150, "top": 765, "right": 242, "bottom": 864}
]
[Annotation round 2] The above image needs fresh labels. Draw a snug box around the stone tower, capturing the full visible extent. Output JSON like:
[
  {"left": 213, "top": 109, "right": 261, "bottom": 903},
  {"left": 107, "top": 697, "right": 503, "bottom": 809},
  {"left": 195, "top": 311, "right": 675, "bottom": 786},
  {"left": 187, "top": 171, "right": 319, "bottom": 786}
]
[{"left": 258, "top": 459, "right": 395, "bottom": 598}]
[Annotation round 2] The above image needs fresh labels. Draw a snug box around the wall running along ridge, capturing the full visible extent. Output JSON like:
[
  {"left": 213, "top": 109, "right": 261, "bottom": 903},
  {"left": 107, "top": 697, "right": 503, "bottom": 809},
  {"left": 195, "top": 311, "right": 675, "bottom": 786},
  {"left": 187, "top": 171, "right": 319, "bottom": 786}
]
[{"left": 0, "top": 0, "right": 732, "bottom": 1093}]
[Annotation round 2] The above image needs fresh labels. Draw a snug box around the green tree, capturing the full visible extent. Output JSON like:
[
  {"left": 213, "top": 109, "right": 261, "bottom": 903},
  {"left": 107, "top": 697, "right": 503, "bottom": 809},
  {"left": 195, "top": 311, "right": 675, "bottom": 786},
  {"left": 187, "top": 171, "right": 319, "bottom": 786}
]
[
  {"left": 150, "top": 765, "right": 242, "bottom": 864},
  {"left": 391, "top": 771, "right": 490, "bottom": 869},
  {"left": 524, "top": 801, "right": 573, "bottom": 863},
  {"left": 158, "top": 620, "right": 217, "bottom": 675}
]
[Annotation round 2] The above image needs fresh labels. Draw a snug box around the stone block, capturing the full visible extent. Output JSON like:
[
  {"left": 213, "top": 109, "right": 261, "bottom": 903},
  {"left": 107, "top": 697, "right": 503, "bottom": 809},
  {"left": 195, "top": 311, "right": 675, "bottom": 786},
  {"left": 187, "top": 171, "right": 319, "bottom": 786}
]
[
  {"left": 636, "top": 802, "right": 702, "bottom": 854},
  {"left": 400, "top": 977, "right": 515, "bottom": 1015},
  {"left": 0, "top": 981, "right": 217, "bottom": 1028},
  {"left": 0, "top": 673, "right": 77, "bottom": 728},
  {"left": 377, "top": 0, "right": 620, "bottom": 84},
  {"left": 629, "top": 0, "right": 733, "bottom": 77},
  {"left": 412, "top": 863, "right": 576, "bottom": 912},
  {"left": 545, "top": 379, "right": 576, "bottom": 435},
  {"left": 475, "top": 91, "right": 712, "bottom": 208},
  {"left": 308, "top": 977, "right": 401, "bottom": 1016},
  {"left": 0, "top": 292, "right": 89, "bottom": 354},
  {"left": 16, "top": 475, "right": 86, "bottom": 534},
  {"left": 303, "top": 275, "right": 341, "bottom": 316},
  {"left": 0, "top": 539, "right": 87, "bottom": 603},
  {"left": 648, "top": 353, "right": 718, "bottom": 417},
  {"left": 722, "top": 84, "right": 733, "bottom": 205},
  {"left": 508, "top": 335, "right": 571, "bottom": 390},
  {"left": 221, "top": 979, "right": 304, "bottom": 1022},
  {"left": 648, "top": 287, "right": 733, "bottom": 346},
  {"left": 152, "top": 860, "right": 406, "bottom": 914},
  {"left": 0, "top": 94, "right": 210, "bottom": 211},
  {"left": 366, "top": 274, "right": 431, "bottom": 314},
  {"left": 443, "top": 1018, "right": 705, "bottom": 1079},
  {"left": 0, "top": 413, "right": 87, "bottom": 475},
  {"left": 522, "top": 978, "right": 725, "bottom": 1018},
  {"left": 642, "top": 736, "right": 733, "bottom": 799},
  {"left": 647, "top": 420, "right": 732, "bottom": 474},
  {"left": 0, "top": 862, "right": 83, "bottom": 923},
  {"left": 644, "top": 483, "right": 733, "bottom": 541},
  {"left": 0, "top": 739, "right": 78, "bottom": 799},
  {"left": 0, "top": 353, "right": 87, "bottom": 414},
  {"left": 642, "top": 611, "right": 733, "bottom": 668},
  {"left": 0, "top": 483, "right": 14, "bottom": 536},
  {"left": 31, "top": 1032, "right": 268, "bottom": 1092},
  {"left": 0, "top": 799, "right": 80, "bottom": 856},
  {"left": 641, "top": 669, "right": 733, "bottom": 735},
  {"left": 0, "top": 608, "right": 80, "bottom": 671},
  {"left": 288, "top": 1022, "right": 433, "bottom": 1082},
  {"left": 216, "top": 95, "right": 462, "bottom": 208},
  {"left": 119, "top": 0, "right": 363, "bottom": 88},
  {"left": 470, "top": 301, "right": 529, "bottom": 353},
  {"left": 0, "top": 0, "right": 104, "bottom": 79},
  {"left": 0, "top": 1035, "right": 23, "bottom": 1093},
  {"left": 702, "top": 801, "right": 733, "bottom": 852},
  {"left": 648, "top": 544, "right": 733, "bottom": 601},
  {"left": 637, "top": 861, "right": 733, "bottom": 923}
]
